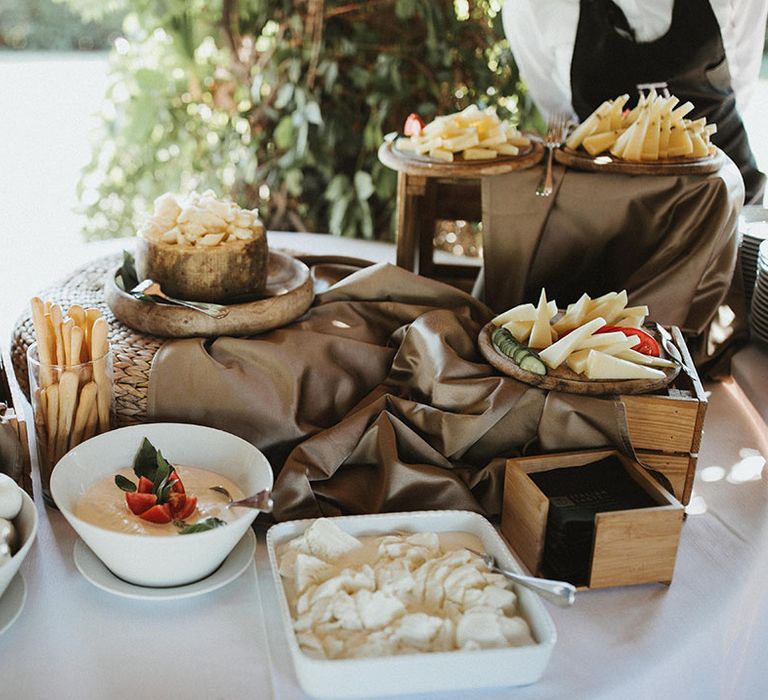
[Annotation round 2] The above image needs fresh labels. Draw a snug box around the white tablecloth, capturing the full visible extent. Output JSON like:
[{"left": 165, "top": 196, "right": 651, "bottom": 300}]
[{"left": 1, "top": 379, "right": 767, "bottom": 700}]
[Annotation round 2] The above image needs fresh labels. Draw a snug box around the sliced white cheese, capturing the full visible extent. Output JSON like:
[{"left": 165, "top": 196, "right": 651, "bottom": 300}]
[
  {"left": 617, "top": 349, "right": 676, "bottom": 368},
  {"left": 584, "top": 351, "right": 666, "bottom": 380},
  {"left": 539, "top": 317, "right": 606, "bottom": 369},
  {"left": 584, "top": 292, "right": 616, "bottom": 314},
  {"left": 552, "top": 293, "right": 590, "bottom": 334},
  {"left": 594, "top": 337, "right": 641, "bottom": 356},
  {"left": 573, "top": 331, "right": 628, "bottom": 350},
  {"left": 528, "top": 289, "right": 555, "bottom": 350},
  {"left": 621, "top": 305, "right": 649, "bottom": 318},
  {"left": 492, "top": 303, "right": 536, "bottom": 326},
  {"left": 615, "top": 315, "right": 645, "bottom": 329},
  {"left": 503, "top": 320, "right": 533, "bottom": 343},
  {"left": 585, "top": 289, "right": 628, "bottom": 324},
  {"left": 566, "top": 349, "right": 590, "bottom": 374}
]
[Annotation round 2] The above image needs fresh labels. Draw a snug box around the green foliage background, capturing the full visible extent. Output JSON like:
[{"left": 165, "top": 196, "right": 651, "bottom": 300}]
[{"left": 64, "top": 0, "right": 539, "bottom": 241}]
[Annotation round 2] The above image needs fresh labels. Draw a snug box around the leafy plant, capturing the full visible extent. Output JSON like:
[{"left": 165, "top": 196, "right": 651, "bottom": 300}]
[{"left": 68, "top": 0, "right": 538, "bottom": 241}]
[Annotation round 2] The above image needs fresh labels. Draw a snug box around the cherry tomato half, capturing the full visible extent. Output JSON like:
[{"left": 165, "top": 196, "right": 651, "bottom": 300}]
[{"left": 404, "top": 113, "right": 425, "bottom": 137}]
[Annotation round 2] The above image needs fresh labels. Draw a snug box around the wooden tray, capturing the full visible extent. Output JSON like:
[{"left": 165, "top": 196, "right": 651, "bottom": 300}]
[
  {"left": 554, "top": 146, "right": 724, "bottom": 175},
  {"left": 378, "top": 140, "right": 544, "bottom": 178},
  {"left": 105, "top": 250, "right": 314, "bottom": 338},
  {"left": 478, "top": 321, "right": 680, "bottom": 396}
]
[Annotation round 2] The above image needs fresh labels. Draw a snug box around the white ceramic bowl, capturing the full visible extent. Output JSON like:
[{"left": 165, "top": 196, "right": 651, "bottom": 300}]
[
  {"left": 0, "top": 489, "right": 38, "bottom": 599},
  {"left": 267, "top": 510, "right": 557, "bottom": 698},
  {"left": 51, "top": 423, "right": 272, "bottom": 587}
]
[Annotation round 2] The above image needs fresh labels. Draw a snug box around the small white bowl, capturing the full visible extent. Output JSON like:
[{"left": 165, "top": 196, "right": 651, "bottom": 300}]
[
  {"left": 51, "top": 423, "right": 272, "bottom": 587},
  {"left": 0, "top": 489, "right": 38, "bottom": 599},
  {"left": 267, "top": 510, "right": 557, "bottom": 698}
]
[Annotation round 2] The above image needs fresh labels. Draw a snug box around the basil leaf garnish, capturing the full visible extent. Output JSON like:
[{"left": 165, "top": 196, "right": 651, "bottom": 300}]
[
  {"left": 152, "top": 450, "right": 172, "bottom": 497},
  {"left": 133, "top": 438, "right": 158, "bottom": 480},
  {"left": 177, "top": 518, "right": 226, "bottom": 535},
  {"left": 114, "top": 474, "right": 137, "bottom": 492},
  {"left": 119, "top": 250, "right": 139, "bottom": 292}
]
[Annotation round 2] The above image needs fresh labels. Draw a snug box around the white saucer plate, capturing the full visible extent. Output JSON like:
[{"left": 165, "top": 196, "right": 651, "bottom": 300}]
[
  {"left": 74, "top": 527, "right": 256, "bottom": 601},
  {"left": 0, "top": 574, "right": 27, "bottom": 635}
]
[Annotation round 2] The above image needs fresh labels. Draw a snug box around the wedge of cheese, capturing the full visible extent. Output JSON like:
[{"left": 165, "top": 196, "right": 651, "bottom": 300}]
[
  {"left": 539, "top": 317, "right": 606, "bottom": 369},
  {"left": 528, "top": 290, "right": 556, "bottom": 349},
  {"left": 566, "top": 349, "right": 590, "bottom": 374},
  {"left": 615, "top": 316, "right": 645, "bottom": 329},
  {"left": 492, "top": 303, "right": 536, "bottom": 326},
  {"left": 503, "top": 320, "right": 534, "bottom": 343},
  {"left": 552, "top": 293, "right": 590, "bottom": 334},
  {"left": 573, "top": 330, "right": 630, "bottom": 351},
  {"left": 585, "top": 290, "right": 628, "bottom": 324},
  {"left": 584, "top": 351, "right": 666, "bottom": 380},
  {"left": 617, "top": 349, "right": 676, "bottom": 368}
]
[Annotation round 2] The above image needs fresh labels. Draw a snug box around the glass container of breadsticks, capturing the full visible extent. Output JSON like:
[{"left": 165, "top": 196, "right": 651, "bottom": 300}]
[{"left": 26, "top": 300, "right": 113, "bottom": 507}]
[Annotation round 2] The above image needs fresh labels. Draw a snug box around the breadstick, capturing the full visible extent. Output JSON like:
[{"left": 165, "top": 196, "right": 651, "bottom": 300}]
[
  {"left": 82, "top": 400, "right": 98, "bottom": 442},
  {"left": 91, "top": 317, "right": 111, "bottom": 433},
  {"left": 34, "top": 388, "right": 45, "bottom": 429},
  {"left": 67, "top": 305, "right": 88, "bottom": 362},
  {"left": 30, "top": 297, "right": 54, "bottom": 387},
  {"left": 70, "top": 325, "right": 83, "bottom": 369},
  {"left": 50, "top": 304, "right": 65, "bottom": 366},
  {"left": 55, "top": 371, "right": 79, "bottom": 461},
  {"left": 45, "top": 383, "right": 59, "bottom": 464},
  {"left": 69, "top": 382, "right": 97, "bottom": 449},
  {"left": 84, "top": 308, "right": 102, "bottom": 358},
  {"left": 67, "top": 304, "right": 85, "bottom": 327},
  {"left": 62, "top": 318, "right": 74, "bottom": 368}
]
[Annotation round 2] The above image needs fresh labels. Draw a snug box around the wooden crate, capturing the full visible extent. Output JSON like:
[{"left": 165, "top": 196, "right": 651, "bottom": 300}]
[
  {"left": 0, "top": 349, "right": 32, "bottom": 495},
  {"left": 502, "top": 449, "right": 684, "bottom": 589},
  {"left": 621, "top": 327, "right": 706, "bottom": 505}
]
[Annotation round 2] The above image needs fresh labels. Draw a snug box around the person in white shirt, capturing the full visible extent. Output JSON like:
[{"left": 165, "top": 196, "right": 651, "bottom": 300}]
[{"left": 503, "top": 0, "right": 768, "bottom": 202}]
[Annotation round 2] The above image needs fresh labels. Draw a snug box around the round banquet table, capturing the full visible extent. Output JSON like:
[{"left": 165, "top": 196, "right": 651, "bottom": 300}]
[{"left": 0, "top": 381, "right": 767, "bottom": 700}]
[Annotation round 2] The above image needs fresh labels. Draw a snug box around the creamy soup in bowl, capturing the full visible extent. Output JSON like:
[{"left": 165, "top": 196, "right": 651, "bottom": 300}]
[{"left": 51, "top": 423, "right": 273, "bottom": 587}]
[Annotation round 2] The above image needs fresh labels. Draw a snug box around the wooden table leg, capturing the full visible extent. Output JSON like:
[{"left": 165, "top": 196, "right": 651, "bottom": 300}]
[
  {"left": 395, "top": 173, "right": 438, "bottom": 276},
  {"left": 396, "top": 172, "right": 418, "bottom": 272}
]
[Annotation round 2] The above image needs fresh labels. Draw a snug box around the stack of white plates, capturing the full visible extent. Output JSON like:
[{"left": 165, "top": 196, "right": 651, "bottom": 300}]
[
  {"left": 740, "top": 208, "right": 768, "bottom": 312},
  {"left": 751, "top": 239, "right": 768, "bottom": 344}
]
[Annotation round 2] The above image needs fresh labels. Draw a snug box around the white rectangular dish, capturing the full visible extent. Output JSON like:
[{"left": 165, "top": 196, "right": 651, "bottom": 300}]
[{"left": 266, "top": 510, "right": 557, "bottom": 698}]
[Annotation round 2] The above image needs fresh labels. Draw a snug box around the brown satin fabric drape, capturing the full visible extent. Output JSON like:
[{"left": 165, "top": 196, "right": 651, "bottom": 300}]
[
  {"left": 480, "top": 160, "right": 744, "bottom": 338},
  {"left": 149, "top": 264, "right": 632, "bottom": 521}
]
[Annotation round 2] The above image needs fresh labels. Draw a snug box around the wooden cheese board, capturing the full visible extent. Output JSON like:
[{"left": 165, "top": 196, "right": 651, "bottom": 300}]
[
  {"left": 478, "top": 321, "right": 680, "bottom": 396},
  {"left": 378, "top": 140, "right": 544, "bottom": 178},
  {"left": 554, "top": 146, "right": 724, "bottom": 176},
  {"left": 105, "top": 250, "right": 314, "bottom": 338}
]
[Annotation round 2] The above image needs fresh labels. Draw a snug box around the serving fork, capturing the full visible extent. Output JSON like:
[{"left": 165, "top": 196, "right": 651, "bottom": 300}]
[
  {"left": 209, "top": 485, "right": 274, "bottom": 513},
  {"left": 130, "top": 279, "right": 230, "bottom": 319},
  {"left": 466, "top": 548, "right": 576, "bottom": 607},
  {"left": 536, "top": 113, "right": 569, "bottom": 197}
]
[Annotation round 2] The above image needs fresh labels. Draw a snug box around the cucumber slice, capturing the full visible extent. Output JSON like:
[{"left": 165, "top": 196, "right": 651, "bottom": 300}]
[
  {"left": 491, "top": 327, "right": 547, "bottom": 375},
  {"left": 519, "top": 354, "right": 547, "bottom": 375}
]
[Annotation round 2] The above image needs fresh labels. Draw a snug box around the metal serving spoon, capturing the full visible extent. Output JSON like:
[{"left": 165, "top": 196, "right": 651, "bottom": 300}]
[
  {"left": 467, "top": 548, "right": 576, "bottom": 608},
  {"left": 131, "top": 279, "right": 230, "bottom": 319},
  {"left": 209, "top": 485, "right": 273, "bottom": 514}
]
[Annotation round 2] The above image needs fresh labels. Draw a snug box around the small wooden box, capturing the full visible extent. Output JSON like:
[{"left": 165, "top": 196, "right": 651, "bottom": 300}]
[
  {"left": 622, "top": 327, "right": 706, "bottom": 505},
  {"left": 502, "top": 449, "right": 684, "bottom": 589},
  {"left": 0, "top": 349, "right": 32, "bottom": 496}
]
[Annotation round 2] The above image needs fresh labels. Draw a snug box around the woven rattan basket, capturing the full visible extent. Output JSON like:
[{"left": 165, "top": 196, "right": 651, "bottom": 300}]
[{"left": 11, "top": 253, "right": 161, "bottom": 426}]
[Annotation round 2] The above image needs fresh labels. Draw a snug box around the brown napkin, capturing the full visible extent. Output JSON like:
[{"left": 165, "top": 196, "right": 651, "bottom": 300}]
[{"left": 149, "top": 263, "right": 632, "bottom": 521}]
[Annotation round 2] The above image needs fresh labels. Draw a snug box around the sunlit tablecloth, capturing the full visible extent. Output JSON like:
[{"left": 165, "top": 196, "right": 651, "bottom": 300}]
[{"left": 1, "top": 378, "right": 767, "bottom": 700}]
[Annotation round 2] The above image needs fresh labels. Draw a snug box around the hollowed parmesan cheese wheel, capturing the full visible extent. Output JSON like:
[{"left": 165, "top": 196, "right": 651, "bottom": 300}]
[{"left": 136, "top": 231, "right": 268, "bottom": 303}]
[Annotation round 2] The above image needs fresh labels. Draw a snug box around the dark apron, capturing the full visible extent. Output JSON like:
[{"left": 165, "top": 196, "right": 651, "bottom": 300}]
[{"left": 571, "top": 0, "right": 765, "bottom": 203}]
